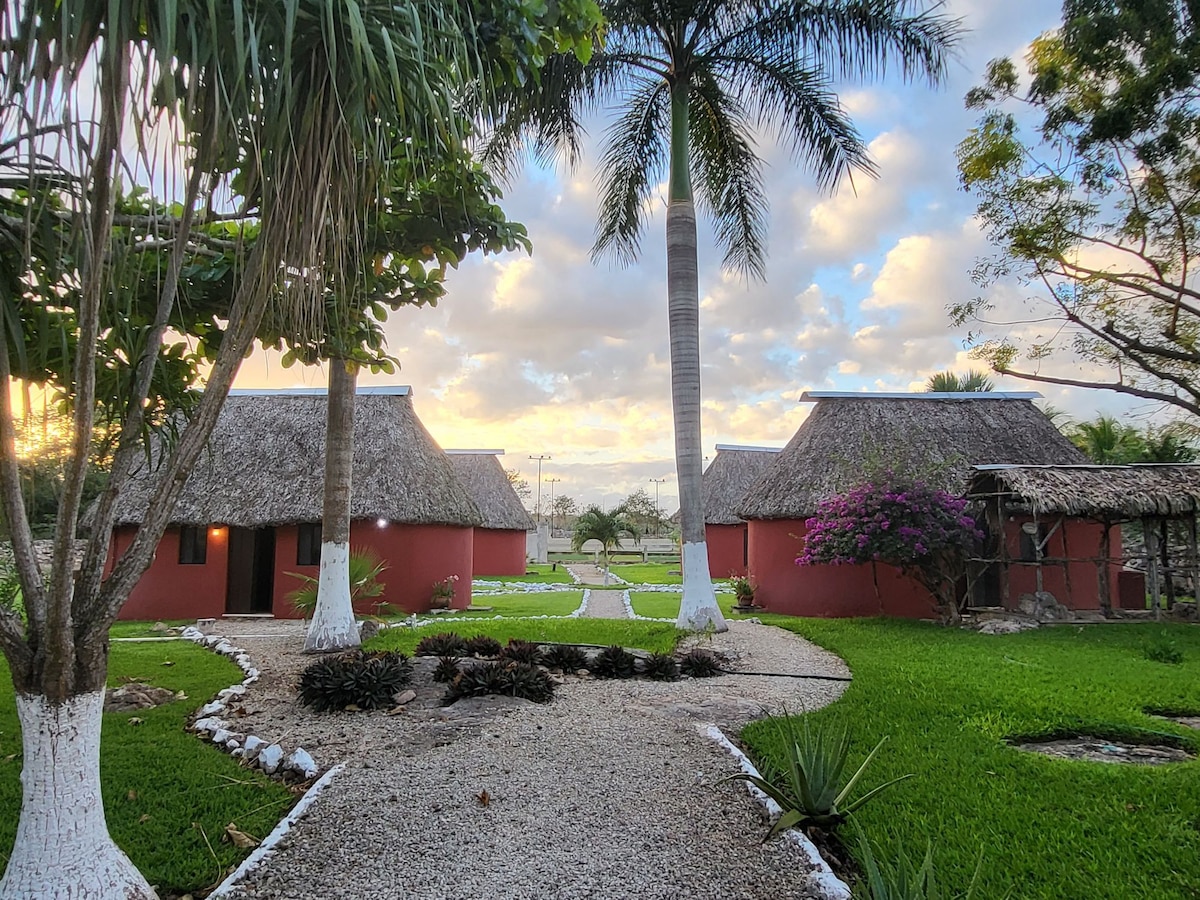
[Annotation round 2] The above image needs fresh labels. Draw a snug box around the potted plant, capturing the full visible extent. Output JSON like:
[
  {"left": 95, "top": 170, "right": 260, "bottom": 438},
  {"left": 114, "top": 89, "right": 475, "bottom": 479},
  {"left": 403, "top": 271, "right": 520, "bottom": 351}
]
[
  {"left": 730, "top": 574, "right": 759, "bottom": 611},
  {"left": 430, "top": 574, "right": 459, "bottom": 610}
]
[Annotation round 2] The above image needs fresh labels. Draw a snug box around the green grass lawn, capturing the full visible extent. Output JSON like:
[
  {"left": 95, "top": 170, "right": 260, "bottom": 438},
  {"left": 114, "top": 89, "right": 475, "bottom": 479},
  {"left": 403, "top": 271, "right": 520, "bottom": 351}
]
[
  {"left": 443, "top": 591, "right": 583, "bottom": 618},
  {"left": 0, "top": 642, "right": 293, "bottom": 894},
  {"left": 369, "top": 617, "right": 682, "bottom": 654},
  {"left": 474, "top": 564, "right": 576, "bottom": 585},
  {"left": 743, "top": 618, "right": 1200, "bottom": 899},
  {"left": 609, "top": 563, "right": 682, "bottom": 585},
  {"left": 627, "top": 591, "right": 740, "bottom": 619},
  {"left": 108, "top": 620, "right": 193, "bottom": 639}
]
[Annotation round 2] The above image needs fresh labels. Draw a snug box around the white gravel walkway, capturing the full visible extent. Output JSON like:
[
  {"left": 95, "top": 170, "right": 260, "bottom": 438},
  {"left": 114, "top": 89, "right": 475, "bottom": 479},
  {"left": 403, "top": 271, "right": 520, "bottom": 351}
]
[
  {"left": 580, "top": 587, "right": 629, "bottom": 618},
  {"left": 203, "top": 618, "right": 850, "bottom": 899}
]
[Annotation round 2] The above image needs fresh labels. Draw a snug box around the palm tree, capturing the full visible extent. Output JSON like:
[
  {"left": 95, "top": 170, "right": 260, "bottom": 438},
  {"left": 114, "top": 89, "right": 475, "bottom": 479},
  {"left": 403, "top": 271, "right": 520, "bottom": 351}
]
[
  {"left": 925, "top": 369, "right": 995, "bottom": 392},
  {"left": 487, "top": 0, "right": 960, "bottom": 632},
  {"left": 572, "top": 505, "right": 641, "bottom": 585},
  {"left": 1068, "top": 415, "right": 1147, "bottom": 464}
]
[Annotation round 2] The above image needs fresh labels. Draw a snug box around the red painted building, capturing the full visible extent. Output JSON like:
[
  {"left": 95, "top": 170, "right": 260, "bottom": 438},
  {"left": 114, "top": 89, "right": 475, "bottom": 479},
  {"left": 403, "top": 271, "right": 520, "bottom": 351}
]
[
  {"left": 737, "top": 392, "right": 1110, "bottom": 619},
  {"left": 699, "top": 444, "right": 779, "bottom": 578},
  {"left": 106, "top": 387, "right": 482, "bottom": 619},
  {"left": 445, "top": 450, "right": 535, "bottom": 577}
]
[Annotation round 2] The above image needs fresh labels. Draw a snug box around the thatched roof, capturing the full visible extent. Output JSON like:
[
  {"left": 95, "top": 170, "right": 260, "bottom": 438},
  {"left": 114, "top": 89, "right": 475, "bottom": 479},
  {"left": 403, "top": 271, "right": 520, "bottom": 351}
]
[
  {"left": 737, "top": 393, "right": 1086, "bottom": 520},
  {"left": 968, "top": 464, "right": 1200, "bottom": 518},
  {"left": 445, "top": 451, "right": 536, "bottom": 531},
  {"left": 703, "top": 444, "right": 781, "bottom": 525},
  {"left": 112, "top": 387, "right": 482, "bottom": 528}
]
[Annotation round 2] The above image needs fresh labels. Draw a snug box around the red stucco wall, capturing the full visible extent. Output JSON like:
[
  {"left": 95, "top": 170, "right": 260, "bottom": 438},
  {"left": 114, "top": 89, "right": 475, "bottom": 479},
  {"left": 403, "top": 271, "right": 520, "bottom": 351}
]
[
  {"left": 114, "top": 520, "right": 474, "bottom": 620},
  {"left": 111, "top": 525, "right": 230, "bottom": 621},
  {"left": 471, "top": 528, "right": 528, "bottom": 577},
  {"left": 706, "top": 524, "right": 748, "bottom": 578},
  {"left": 746, "top": 520, "right": 934, "bottom": 618},
  {"left": 746, "top": 517, "right": 1123, "bottom": 619}
]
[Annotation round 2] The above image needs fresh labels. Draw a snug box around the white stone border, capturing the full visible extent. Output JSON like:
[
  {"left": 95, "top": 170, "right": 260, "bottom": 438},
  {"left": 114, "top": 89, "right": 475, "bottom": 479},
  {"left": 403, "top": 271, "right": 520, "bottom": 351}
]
[
  {"left": 701, "top": 724, "right": 852, "bottom": 900},
  {"left": 570, "top": 590, "right": 591, "bottom": 618},
  {"left": 472, "top": 581, "right": 578, "bottom": 594},
  {"left": 208, "top": 762, "right": 346, "bottom": 898},
  {"left": 620, "top": 589, "right": 673, "bottom": 623},
  {"left": 181, "top": 626, "right": 319, "bottom": 779}
]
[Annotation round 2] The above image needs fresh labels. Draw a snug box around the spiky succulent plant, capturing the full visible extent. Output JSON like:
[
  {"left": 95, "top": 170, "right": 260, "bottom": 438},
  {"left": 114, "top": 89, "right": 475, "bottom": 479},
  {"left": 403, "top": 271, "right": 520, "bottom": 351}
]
[
  {"left": 298, "top": 650, "right": 413, "bottom": 712},
  {"left": 542, "top": 643, "right": 588, "bottom": 673},
  {"left": 591, "top": 645, "right": 637, "bottom": 679},
  {"left": 641, "top": 652, "right": 680, "bottom": 681},
  {"left": 465, "top": 635, "right": 502, "bottom": 658},
  {"left": 441, "top": 660, "right": 557, "bottom": 706},
  {"left": 433, "top": 655, "right": 461, "bottom": 683},
  {"left": 415, "top": 631, "right": 469, "bottom": 657},
  {"left": 679, "top": 649, "right": 723, "bottom": 678},
  {"left": 498, "top": 638, "right": 543, "bottom": 666}
]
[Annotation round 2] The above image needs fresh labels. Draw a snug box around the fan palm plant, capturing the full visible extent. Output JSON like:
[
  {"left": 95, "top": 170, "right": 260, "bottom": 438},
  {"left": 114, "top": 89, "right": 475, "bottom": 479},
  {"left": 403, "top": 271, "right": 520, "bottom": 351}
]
[
  {"left": 485, "top": 0, "right": 961, "bottom": 632},
  {"left": 571, "top": 504, "right": 641, "bottom": 584},
  {"left": 925, "top": 370, "right": 995, "bottom": 392}
]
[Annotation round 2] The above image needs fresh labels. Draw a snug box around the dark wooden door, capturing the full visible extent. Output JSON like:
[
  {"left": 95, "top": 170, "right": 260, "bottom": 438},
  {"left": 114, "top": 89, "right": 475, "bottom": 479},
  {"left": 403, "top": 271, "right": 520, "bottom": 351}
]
[{"left": 226, "top": 527, "right": 276, "bottom": 614}]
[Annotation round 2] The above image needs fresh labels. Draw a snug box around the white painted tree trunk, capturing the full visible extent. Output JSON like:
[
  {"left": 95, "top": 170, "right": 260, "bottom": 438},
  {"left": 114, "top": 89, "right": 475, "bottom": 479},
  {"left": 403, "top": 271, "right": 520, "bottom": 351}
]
[
  {"left": 304, "top": 541, "right": 361, "bottom": 653},
  {"left": 677, "top": 540, "right": 726, "bottom": 632},
  {"left": 0, "top": 691, "right": 156, "bottom": 899}
]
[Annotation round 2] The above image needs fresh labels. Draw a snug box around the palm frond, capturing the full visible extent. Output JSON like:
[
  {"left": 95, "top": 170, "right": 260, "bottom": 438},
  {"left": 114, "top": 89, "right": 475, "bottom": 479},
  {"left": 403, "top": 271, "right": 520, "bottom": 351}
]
[
  {"left": 688, "top": 72, "right": 769, "bottom": 278},
  {"left": 593, "top": 76, "right": 670, "bottom": 267}
]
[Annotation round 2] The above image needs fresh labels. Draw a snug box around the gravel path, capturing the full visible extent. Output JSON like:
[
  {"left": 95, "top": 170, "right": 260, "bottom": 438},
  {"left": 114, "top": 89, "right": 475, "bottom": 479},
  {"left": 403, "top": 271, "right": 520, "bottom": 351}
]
[
  {"left": 581, "top": 587, "right": 629, "bottom": 618},
  {"left": 203, "top": 618, "right": 850, "bottom": 899},
  {"left": 565, "top": 563, "right": 618, "bottom": 586}
]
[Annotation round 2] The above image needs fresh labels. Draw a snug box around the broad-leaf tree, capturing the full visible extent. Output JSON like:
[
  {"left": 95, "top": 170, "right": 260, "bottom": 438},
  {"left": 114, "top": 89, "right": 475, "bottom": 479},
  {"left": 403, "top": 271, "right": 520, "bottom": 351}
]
[
  {"left": 956, "top": 0, "right": 1200, "bottom": 416},
  {"left": 0, "top": 0, "right": 606, "bottom": 895},
  {"left": 486, "top": 0, "right": 959, "bottom": 631}
]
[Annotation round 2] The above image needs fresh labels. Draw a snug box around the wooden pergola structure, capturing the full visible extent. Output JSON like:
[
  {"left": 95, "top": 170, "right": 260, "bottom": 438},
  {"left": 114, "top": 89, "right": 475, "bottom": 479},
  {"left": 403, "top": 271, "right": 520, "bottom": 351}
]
[{"left": 966, "top": 464, "right": 1200, "bottom": 618}]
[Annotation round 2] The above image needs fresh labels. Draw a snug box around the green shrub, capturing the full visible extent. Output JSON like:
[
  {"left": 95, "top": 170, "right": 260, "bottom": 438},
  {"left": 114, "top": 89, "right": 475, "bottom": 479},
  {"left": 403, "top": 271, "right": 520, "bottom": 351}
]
[
  {"left": 297, "top": 649, "right": 413, "bottom": 712},
  {"left": 728, "top": 715, "right": 911, "bottom": 836},
  {"left": 1144, "top": 634, "right": 1184, "bottom": 665},
  {"left": 286, "top": 548, "right": 386, "bottom": 617},
  {"left": 592, "top": 645, "right": 637, "bottom": 679}
]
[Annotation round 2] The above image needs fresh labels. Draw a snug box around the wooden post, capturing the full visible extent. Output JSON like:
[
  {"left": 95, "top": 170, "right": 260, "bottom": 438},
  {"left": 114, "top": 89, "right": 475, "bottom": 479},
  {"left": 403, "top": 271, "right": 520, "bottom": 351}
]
[
  {"left": 1161, "top": 519, "right": 1176, "bottom": 609},
  {"left": 1188, "top": 513, "right": 1199, "bottom": 609},
  {"left": 1144, "top": 517, "right": 1161, "bottom": 620},
  {"left": 991, "top": 496, "right": 1011, "bottom": 609},
  {"left": 1098, "top": 522, "right": 1112, "bottom": 618}
]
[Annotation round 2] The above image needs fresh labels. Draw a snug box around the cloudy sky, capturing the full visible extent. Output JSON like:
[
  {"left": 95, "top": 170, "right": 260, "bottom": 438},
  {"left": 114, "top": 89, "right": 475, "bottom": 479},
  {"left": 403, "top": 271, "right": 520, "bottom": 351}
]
[{"left": 237, "top": 0, "right": 1150, "bottom": 514}]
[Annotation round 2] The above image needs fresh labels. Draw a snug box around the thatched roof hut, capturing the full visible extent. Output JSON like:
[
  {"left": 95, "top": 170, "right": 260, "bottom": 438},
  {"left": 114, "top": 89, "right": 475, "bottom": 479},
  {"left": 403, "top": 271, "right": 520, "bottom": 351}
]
[
  {"left": 968, "top": 464, "right": 1200, "bottom": 519},
  {"left": 704, "top": 444, "right": 780, "bottom": 524},
  {"left": 738, "top": 392, "right": 1086, "bottom": 520},
  {"left": 445, "top": 451, "right": 536, "bottom": 531},
  {"left": 112, "top": 387, "right": 482, "bottom": 528}
]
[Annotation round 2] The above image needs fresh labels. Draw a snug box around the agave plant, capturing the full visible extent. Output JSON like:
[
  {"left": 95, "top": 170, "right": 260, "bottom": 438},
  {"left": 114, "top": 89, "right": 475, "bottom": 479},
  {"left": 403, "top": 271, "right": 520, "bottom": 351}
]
[
  {"left": 591, "top": 645, "right": 637, "bottom": 679},
  {"left": 415, "top": 632, "right": 469, "bottom": 657},
  {"left": 441, "top": 660, "right": 557, "bottom": 706},
  {"left": 641, "top": 652, "right": 680, "bottom": 681},
  {"left": 542, "top": 643, "right": 588, "bottom": 672},
  {"left": 433, "top": 656, "right": 461, "bottom": 683},
  {"left": 678, "top": 649, "right": 723, "bottom": 678},
  {"left": 297, "top": 650, "right": 413, "bottom": 712},
  {"left": 728, "top": 715, "right": 912, "bottom": 837},
  {"left": 498, "top": 638, "right": 543, "bottom": 666},
  {"left": 853, "top": 820, "right": 983, "bottom": 900},
  {"left": 465, "top": 635, "right": 502, "bottom": 659}
]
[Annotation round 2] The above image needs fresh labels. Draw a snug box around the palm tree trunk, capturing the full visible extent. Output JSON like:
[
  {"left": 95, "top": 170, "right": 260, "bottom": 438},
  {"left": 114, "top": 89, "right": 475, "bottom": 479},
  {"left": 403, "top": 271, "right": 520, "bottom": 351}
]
[
  {"left": 304, "top": 361, "right": 361, "bottom": 653},
  {"left": 666, "top": 86, "right": 726, "bottom": 633}
]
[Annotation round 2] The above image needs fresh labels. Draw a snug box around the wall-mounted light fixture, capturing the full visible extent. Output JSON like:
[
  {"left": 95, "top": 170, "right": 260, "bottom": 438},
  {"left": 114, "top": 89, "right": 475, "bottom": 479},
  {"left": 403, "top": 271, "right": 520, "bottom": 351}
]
[{"left": 376, "top": 518, "right": 388, "bottom": 528}]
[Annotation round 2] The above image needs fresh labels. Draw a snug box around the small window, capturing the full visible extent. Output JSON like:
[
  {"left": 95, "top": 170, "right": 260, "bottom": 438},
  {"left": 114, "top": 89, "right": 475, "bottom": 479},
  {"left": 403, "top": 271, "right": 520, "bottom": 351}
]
[
  {"left": 297, "top": 523, "right": 322, "bottom": 566},
  {"left": 1019, "top": 524, "right": 1046, "bottom": 563},
  {"left": 178, "top": 526, "right": 207, "bottom": 565}
]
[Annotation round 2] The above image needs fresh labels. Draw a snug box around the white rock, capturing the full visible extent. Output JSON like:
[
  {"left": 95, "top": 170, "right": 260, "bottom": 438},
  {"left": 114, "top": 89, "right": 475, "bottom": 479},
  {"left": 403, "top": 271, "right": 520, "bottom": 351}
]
[
  {"left": 193, "top": 716, "right": 226, "bottom": 734},
  {"left": 258, "top": 743, "right": 285, "bottom": 775},
  {"left": 285, "top": 748, "right": 319, "bottom": 778},
  {"left": 226, "top": 739, "right": 241, "bottom": 751},
  {"left": 211, "top": 728, "right": 233, "bottom": 744},
  {"left": 218, "top": 685, "right": 247, "bottom": 699},
  {"left": 199, "top": 700, "right": 225, "bottom": 717},
  {"left": 241, "top": 735, "right": 266, "bottom": 760}
]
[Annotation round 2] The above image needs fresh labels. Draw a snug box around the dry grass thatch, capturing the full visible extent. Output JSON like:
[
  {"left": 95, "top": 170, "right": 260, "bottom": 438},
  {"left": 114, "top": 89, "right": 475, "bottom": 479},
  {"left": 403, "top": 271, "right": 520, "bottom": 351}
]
[
  {"left": 737, "top": 395, "right": 1086, "bottom": 520},
  {"left": 445, "top": 451, "right": 536, "bottom": 531},
  {"left": 703, "top": 445, "right": 780, "bottom": 524},
  {"left": 968, "top": 464, "right": 1200, "bottom": 518},
  {"left": 112, "top": 388, "right": 482, "bottom": 528}
]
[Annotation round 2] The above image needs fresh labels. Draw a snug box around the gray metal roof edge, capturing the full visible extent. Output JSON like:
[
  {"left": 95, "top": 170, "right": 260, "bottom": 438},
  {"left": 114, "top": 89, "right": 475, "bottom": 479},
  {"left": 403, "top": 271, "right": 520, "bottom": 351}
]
[
  {"left": 714, "top": 443, "right": 781, "bottom": 453},
  {"left": 444, "top": 449, "right": 505, "bottom": 456},
  {"left": 228, "top": 385, "right": 412, "bottom": 396},
  {"left": 800, "top": 391, "right": 1042, "bottom": 401}
]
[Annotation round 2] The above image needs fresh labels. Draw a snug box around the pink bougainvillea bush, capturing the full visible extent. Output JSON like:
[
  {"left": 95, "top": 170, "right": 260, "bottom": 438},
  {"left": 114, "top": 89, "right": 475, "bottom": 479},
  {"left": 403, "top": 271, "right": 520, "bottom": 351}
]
[{"left": 797, "top": 477, "right": 984, "bottom": 621}]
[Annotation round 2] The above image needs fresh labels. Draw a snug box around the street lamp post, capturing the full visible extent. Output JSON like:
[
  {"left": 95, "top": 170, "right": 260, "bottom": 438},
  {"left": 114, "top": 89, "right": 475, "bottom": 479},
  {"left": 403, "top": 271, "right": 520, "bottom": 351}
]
[
  {"left": 546, "top": 477, "right": 561, "bottom": 532},
  {"left": 528, "top": 454, "right": 551, "bottom": 522},
  {"left": 649, "top": 477, "right": 667, "bottom": 537}
]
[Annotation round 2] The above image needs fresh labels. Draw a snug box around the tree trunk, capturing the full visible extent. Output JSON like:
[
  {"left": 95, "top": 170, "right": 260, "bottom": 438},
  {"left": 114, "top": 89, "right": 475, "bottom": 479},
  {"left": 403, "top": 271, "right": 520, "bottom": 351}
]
[
  {"left": 304, "top": 361, "right": 361, "bottom": 653},
  {"left": 0, "top": 692, "right": 155, "bottom": 899},
  {"left": 666, "top": 85, "right": 726, "bottom": 633}
]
